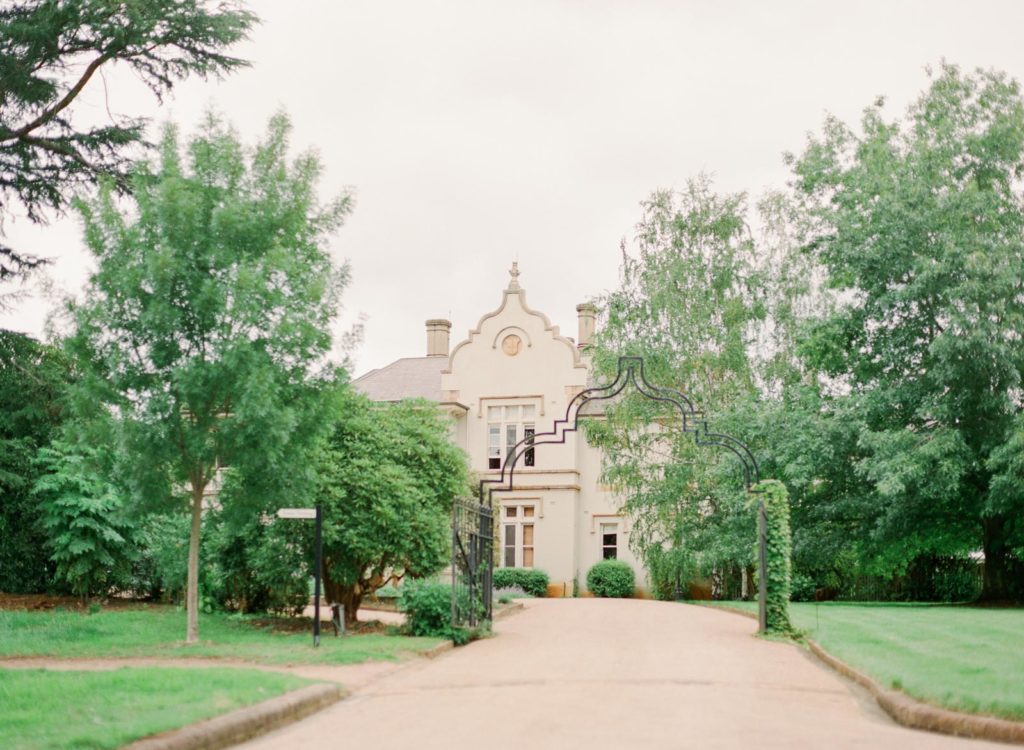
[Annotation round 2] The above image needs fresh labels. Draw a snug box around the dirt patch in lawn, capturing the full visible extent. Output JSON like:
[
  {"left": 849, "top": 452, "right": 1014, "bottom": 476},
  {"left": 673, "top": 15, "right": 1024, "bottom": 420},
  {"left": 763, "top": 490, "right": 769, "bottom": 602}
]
[
  {"left": 0, "top": 592, "right": 155, "bottom": 611},
  {"left": 249, "top": 615, "right": 395, "bottom": 636},
  {"left": 0, "top": 655, "right": 413, "bottom": 691}
]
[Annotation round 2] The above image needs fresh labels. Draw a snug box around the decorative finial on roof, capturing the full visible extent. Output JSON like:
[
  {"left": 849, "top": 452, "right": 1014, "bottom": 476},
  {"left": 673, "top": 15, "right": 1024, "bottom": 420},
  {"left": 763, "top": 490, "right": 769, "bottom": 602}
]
[{"left": 508, "top": 261, "right": 521, "bottom": 291}]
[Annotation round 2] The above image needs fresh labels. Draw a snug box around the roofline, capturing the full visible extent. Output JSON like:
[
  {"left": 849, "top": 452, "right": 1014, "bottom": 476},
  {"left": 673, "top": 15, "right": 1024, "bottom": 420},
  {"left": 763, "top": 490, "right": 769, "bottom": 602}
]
[{"left": 351, "top": 355, "right": 450, "bottom": 385}]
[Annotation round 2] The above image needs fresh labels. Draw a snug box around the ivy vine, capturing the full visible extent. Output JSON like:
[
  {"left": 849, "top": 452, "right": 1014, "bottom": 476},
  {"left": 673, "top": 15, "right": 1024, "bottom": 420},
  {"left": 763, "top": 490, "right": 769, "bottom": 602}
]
[{"left": 752, "top": 479, "right": 793, "bottom": 634}]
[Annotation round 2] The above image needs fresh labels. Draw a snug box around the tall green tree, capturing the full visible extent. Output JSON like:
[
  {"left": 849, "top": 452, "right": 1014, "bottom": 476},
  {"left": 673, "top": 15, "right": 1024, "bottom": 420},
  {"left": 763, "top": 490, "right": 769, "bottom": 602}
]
[
  {"left": 0, "top": 0, "right": 256, "bottom": 286},
  {"left": 587, "top": 178, "right": 768, "bottom": 593},
  {"left": 790, "top": 63, "right": 1024, "bottom": 599},
  {"left": 33, "top": 439, "right": 136, "bottom": 600},
  {"left": 311, "top": 389, "right": 470, "bottom": 627},
  {"left": 0, "top": 330, "right": 67, "bottom": 591},
  {"left": 68, "top": 112, "right": 352, "bottom": 641}
]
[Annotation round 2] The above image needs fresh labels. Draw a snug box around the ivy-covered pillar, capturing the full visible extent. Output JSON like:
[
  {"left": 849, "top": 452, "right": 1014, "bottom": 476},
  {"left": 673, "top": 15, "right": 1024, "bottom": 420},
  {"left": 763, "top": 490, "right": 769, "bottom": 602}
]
[{"left": 752, "top": 479, "right": 793, "bottom": 634}]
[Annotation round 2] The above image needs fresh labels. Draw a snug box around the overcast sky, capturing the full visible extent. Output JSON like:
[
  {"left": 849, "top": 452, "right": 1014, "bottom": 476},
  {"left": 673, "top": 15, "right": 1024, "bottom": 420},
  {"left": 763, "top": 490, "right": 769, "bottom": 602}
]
[{"left": 4, "top": 1, "right": 1024, "bottom": 375}]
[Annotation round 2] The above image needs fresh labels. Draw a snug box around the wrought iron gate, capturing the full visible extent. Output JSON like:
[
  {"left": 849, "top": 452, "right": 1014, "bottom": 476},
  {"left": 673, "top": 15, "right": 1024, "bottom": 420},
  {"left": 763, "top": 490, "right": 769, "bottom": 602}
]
[
  {"left": 450, "top": 356, "right": 768, "bottom": 632},
  {"left": 451, "top": 496, "right": 493, "bottom": 627}
]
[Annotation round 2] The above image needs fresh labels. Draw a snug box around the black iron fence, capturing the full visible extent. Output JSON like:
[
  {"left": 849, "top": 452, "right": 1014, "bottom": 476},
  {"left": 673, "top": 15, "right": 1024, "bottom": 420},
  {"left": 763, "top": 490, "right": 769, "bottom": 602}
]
[{"left": 451, "top": 496, "right": 493, "bottom": 627}]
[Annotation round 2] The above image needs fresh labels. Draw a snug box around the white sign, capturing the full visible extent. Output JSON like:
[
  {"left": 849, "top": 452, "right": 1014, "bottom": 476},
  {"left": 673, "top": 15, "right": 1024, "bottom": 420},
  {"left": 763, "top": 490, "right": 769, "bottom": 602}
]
[{"left": 277, "top": 508, "right": 317, "bottom": 520}]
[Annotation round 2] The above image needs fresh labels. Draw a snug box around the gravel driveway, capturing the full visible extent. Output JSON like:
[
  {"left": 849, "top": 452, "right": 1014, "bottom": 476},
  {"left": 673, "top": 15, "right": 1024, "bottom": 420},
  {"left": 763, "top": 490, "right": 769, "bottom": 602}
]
[{"left": 238, "top": 598, "right": 1004, "bottom": 749}]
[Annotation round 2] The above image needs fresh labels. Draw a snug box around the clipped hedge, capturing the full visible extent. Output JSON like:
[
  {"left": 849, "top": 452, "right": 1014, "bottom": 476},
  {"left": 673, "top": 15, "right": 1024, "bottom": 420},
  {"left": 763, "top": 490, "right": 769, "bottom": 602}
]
[
  {"left": 586, "top": 559, "right": 635, "bottom": 598},
  {"left": 492, "top": 568, "right": 549, "bottom": 597}
]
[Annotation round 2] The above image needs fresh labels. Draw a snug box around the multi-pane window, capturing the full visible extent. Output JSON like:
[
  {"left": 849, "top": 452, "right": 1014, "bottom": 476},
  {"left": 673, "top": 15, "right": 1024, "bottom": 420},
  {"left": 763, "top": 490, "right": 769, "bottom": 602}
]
[
  {"left": 502, "top": 504, "right": 535, "bottom": 568},
  {"left": 487, "top": 404, "right": 536, "bottom": 469},
  {"left": 600, "top": 522, "right": 618, "bottom": 560}
]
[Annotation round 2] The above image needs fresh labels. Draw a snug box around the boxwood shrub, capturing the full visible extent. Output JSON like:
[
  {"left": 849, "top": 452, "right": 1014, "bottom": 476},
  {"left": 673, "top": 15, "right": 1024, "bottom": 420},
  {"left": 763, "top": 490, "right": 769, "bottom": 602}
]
[
  {"left": 398, "top": 580, "right": 489, "bottom": 645},
  {"left": 492, "top": 568, "right": 549, "bottom": 597},
  {"left": 586, "top": 559, "right": 635, "bottom": 598},
  {"left": 398, "top": 581, "right": 451, "bottom": 637}
]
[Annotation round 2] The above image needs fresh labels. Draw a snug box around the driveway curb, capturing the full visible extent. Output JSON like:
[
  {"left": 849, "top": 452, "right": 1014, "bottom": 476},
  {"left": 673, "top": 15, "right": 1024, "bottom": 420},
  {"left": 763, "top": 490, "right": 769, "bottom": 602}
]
[
  {"left": 423, "top": 640, "right": 454, "bottom": 658},
  {"left": 703, "top": 603, "right": 1024, "bottom": 745},
  {"left": 123, "top": 682, "right": 345, "bottom": 750},
  {"left": 806, "top": 639, "right": 1024, "bottom": 745},
  {"left": 494, "top": 601, "right": 525, "bottom": 620}
]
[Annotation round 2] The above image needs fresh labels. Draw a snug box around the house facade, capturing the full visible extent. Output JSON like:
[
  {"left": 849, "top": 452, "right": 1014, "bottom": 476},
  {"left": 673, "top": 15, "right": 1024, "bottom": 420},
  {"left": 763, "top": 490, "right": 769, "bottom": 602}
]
[{"left": 353, "top": 264, "right": 645, "bottom": 595}]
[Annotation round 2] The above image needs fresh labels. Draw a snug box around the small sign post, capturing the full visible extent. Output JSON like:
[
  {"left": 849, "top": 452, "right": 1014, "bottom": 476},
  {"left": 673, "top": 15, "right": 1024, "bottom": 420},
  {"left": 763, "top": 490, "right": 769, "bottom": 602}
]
[
  {"left": 276, "top": 505, "right": 322, "bottom": 647},
  {"left": 277, "top": 508, "right": 317, "bottom": 520}
]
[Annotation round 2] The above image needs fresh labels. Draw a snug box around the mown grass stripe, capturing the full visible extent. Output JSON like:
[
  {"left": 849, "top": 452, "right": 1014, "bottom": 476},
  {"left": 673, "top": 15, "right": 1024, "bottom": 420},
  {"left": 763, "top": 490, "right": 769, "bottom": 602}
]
[
  {"left": 0, "top": 667, "right": 311, "bottom": 750},
  {"left": 0, "top": 606, "right": 443, "bottom": 665},
  {"left": 700, "top": 601, "right": 1024, "bottom": 720}
]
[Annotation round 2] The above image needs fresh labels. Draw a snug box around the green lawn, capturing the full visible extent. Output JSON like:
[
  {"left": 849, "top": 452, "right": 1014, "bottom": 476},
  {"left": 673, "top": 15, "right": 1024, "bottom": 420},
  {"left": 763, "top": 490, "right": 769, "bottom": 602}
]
[
  {"left": 701, "top": 600, "right": 1024, "bottom": 720},
  {"left": 0, "top": 666, "right": 310, "bottom": 750},
  {"left": 0, "top": 606, "right": 445, "bottom": 665}
]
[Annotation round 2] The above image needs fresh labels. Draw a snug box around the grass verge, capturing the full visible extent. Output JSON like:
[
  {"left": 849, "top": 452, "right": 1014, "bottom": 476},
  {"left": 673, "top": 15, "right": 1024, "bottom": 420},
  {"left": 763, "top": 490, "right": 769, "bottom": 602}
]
[
  {"left": 0, "top": 606, "right": 445, "bottom": 665},
  {"left": 700, "top": 600, "right": 1024, "bottom": 721},
  {"left": 0, "top": 666, "right": 310, "bottom": 750}
]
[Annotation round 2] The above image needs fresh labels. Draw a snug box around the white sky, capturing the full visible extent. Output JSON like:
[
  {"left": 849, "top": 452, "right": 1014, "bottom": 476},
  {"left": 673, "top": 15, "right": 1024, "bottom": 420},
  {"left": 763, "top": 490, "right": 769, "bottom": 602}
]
[{"left": 3, "top": 0, "right": 1024, "bottom": 375}]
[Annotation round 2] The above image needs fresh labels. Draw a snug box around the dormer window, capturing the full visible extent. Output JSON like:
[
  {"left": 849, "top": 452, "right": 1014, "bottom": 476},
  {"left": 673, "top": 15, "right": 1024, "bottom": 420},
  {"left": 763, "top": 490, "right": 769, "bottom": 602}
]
[{"left": 487, "top": 404, "right": 536, "bottom": 470}]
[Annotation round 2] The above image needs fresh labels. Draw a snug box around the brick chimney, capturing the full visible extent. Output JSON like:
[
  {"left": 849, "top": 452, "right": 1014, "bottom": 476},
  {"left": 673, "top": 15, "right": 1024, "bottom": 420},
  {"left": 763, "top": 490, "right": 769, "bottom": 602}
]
[
  {"left": 576, "top": 303, "right": 597, "bottom": 348},
  {"left": 426, "top": 319, "right": 451, "bottom": 357}
]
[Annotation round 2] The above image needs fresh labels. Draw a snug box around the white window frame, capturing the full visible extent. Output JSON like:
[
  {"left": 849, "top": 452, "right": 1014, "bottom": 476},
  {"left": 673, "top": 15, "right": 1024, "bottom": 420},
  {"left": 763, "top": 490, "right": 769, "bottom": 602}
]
[
  {"left": 500, "top": 502, "right": 537, "bottom": 568},
  {"left": 486, "top": 403, "right": 537, "bottom": 470},
  {"left": 600, "top": 521, "right": 619, "bottom": 560}
]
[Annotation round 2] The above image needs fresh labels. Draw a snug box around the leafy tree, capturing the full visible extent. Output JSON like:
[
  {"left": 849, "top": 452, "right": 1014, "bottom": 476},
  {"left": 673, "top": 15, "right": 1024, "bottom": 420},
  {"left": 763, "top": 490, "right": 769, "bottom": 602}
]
[
  {"left": 738, "top": 384, "right": 870, "bottom": 598},
  {"left": 33, "top": 440, "right": 135, "bottom": 599},
  {"left": 312, "top": 389, "right": 470, "bottom": 627},
  {"left": 131, "top": 510, "right": 190, "bottom": 601},
  {"left": 201, "top": 508, "right": 310, "bottom": 614},
  {"left": 789, "top": 64, "right": 1024, "bottom": 599},
  {"left": 586, "top": 178, "right": 768, "bottom": 593},
  {"left": 0, "top": 0, "right": 256, "bottom": 285},
  {"left": 0, "top": 330, "right": 67, "bottom": 591},
  {"left": 67, "top": 112, "right": 352, "bottom": 641}
]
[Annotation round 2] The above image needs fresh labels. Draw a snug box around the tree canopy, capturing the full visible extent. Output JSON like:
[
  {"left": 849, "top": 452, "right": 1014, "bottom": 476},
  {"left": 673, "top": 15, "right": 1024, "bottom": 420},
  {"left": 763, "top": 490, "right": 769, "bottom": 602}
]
[
  {"left": 590, "top": 65, "right": 1024, "bottom": 604},
  {"left": 586, "top": 178, "right": 769, "bottom": 598},
  {"left": 0, "top": 330, "right": 68, "bottom": 592},
  {"left": 790, "top": 63, "right": 1024, "bottom": 599},
  {"left": 68, "top": 111, "right": 352, "bottom": 640},
  {"left": 0, "top": 0, "right": 256, "bottom": 285},
  {"left": 313, "top": 389, "right": 470, "bottom": 626}
]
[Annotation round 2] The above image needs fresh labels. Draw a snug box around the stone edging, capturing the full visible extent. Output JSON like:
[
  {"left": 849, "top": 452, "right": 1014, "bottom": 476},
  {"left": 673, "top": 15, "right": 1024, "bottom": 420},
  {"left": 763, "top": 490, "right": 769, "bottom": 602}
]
[
  {"left": 423, "top": 640, "right": 454, "bottom": 658},
  {"left": 123, "top": 683, "right": 345, "bottom": 750},
  {"left": 805, "top": 640, "right": 1024, "bottom": 745},
  {"left": 703, "top": 603, "right": 1024, "bottom": 745},
  {"left": 494, "top": 601, "right": 526, "bottom": 620}
]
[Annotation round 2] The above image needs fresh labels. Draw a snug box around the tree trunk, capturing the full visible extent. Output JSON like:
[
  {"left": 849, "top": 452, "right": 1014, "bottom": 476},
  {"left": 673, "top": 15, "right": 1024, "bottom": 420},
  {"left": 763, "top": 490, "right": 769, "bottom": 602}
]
[
  {"left": 323, "top": 565, "right": 356, "bottom": 631},
  {"left": 186, "top": 482, "right": 205, "bottom": 644},
  {"left": 340, "top": 588, "right": 363, "bottom": 629},
  {"left": 322, "top": 567, "right": 364, "bottom": 629},
  {"left": 321, "top": 561, "right": 382, "bottom": 627},
  {"left": 980, "top": 515, "right": 1023, "bottom": 602}
]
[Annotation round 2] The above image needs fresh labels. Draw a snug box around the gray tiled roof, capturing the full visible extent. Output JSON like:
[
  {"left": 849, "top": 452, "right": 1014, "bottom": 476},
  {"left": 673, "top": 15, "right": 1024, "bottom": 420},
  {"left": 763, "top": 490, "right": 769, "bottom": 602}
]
[{"left": 351, "top": 357, "right": 446, "bottom": 402}]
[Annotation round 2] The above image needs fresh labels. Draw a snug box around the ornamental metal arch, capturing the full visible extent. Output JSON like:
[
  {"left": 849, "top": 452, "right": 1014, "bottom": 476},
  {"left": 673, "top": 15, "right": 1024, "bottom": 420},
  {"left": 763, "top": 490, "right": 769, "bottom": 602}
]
[{"left": 454, "top": 355, "right": 769, "bottom": 633}]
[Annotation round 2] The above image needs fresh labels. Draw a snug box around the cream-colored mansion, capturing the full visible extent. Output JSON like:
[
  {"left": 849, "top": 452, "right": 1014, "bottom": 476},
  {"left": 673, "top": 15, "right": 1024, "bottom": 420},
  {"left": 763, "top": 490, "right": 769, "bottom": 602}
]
[{"left": 353, "top": 265, "right": 644, "bottom": 595}]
